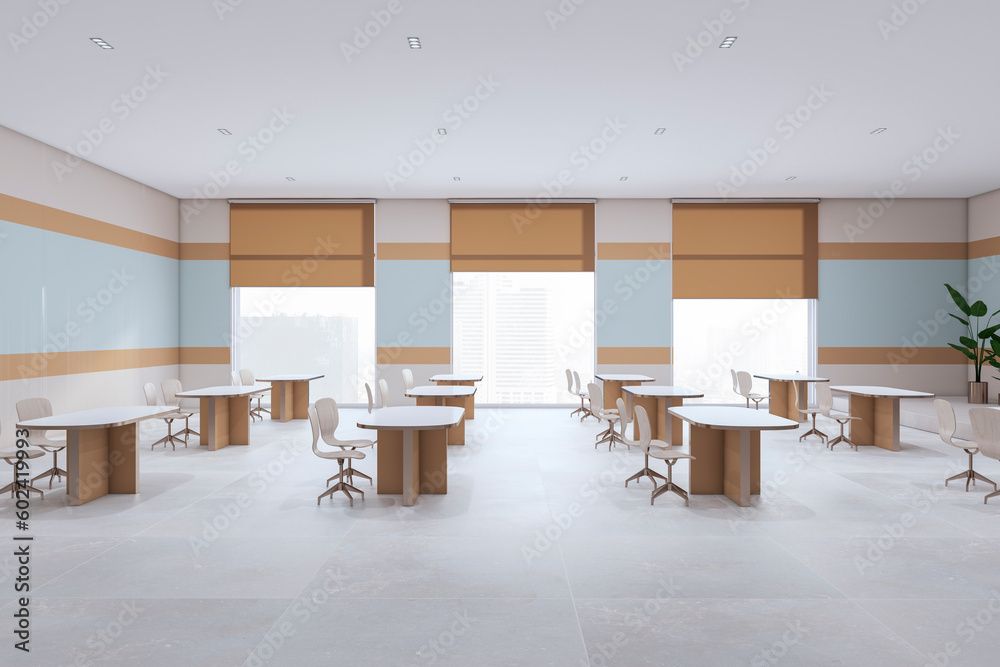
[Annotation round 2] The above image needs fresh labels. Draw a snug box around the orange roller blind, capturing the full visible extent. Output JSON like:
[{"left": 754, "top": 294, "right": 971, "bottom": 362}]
[
  {"left": 672, "top": 203, "right": 818, "bottom": 298},
  {"left": 230, "top": 203, "right": 374, "bottom": 287},
  {"left": 450, "top": 202, "right": 595, "bottom": 271}
]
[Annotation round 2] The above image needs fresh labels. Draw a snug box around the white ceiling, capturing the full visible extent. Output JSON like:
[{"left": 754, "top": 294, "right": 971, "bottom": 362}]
[{"left": 1, "top": 0, "right": 998, "bottom": 201}]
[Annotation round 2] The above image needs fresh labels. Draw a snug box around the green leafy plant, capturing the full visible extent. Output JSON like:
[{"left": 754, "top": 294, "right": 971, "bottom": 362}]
[{"left": 945, "top": 283, "right": 1000, "bottom": 382}]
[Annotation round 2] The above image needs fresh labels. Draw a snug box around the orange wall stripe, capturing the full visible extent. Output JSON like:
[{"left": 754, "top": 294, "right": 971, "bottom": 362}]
[
  {"left": 377, "top": 243, "right": 451, "bottom": 260},
  {"left": 969, "top": 236, "right": 1000, "bottom": 260},
  {"left": 179, "top": 347, "right": 231, "bottom": 365},
  {"left": 376, "top": 346, "right": 451, "bottom": 365},
  {"left": 597, "top": 243, "right": 671, "bottom": 260},
  {"left": 1, "top": 347, "right": 184, "bottom": 381},
  {"left": 819, "top": 242, "right": 967, "bottom": 260},
  {"left": 597, "top": 347, "right": 672, "bottom": 365},
  {"left": 180, "top": 243, "right": 230, "bottom": 260},
  {"left": 0, "top": 192, "right": 179, "bottom": 259},
  {"left": 818, "top": 347, "right": 963, "bottom": 365}
]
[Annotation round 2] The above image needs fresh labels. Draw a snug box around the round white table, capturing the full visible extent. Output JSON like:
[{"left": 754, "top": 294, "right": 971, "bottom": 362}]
[{"left": 622, "top": 385, "right": 703, "bottom": 445}]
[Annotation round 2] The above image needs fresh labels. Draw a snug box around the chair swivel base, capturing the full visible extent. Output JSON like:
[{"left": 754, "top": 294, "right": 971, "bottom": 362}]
[
  {"left": 625, "top": 467, "right": 667, "bottom": 487},
  {"left": 1, "top": 480, "right": 44, "bottom": 499},
  {"left": 31, "top": 466, "right": 68, "bottom": 489},
  {"left": 799, "top": 416, "right": 828, "bottom": 443},
  {"left": 827, "top": 434, "right": 856, "bottom": 451},
  {"left": 947, "top": 453, "right": 998, "bottom": 492},
  {"left": 596, "top": 429, "right": 624, "bottom": 450},
  {"left": 651, "top": 481, "right": 689, "bottom": 506},
  {"left": 327, "top": 466, "right": 373, "bottom": 487},
  {"left": 319, "top": 481, "right": 364, "bottom": 507}
]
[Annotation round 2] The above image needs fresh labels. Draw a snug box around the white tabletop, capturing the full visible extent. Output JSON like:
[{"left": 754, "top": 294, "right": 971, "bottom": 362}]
[
  {"left": 17, "top": 406, "right": 178, "bottom": 430},
  {"left": 406, "top": 385, "right": 477, "bottom": 397},
  {"left": 357, "top": 406, "right": 465, "bottom": 431},
  {"left": 256, "top": 374, "right": 324, "bottom": 382},
  {"left": 177, "top": 384, "right": 271, "bottom": 398},
  {"left": 623, "top": 385, "right": 704, "bottom": 399},
  {"left": 668, "top": 406, "right": 800, "bottom": 431},
  {"left": 595, "top": 374, "right": 655, "bottom": 382},
  {"left": 829, "top": 386, "right": 935, "bottom": 399},
  {"left": 430, "top": 374, "right": 483, "bottom": 382},
  {"left": 754, "top": 373, "right": 829, "bottom": 383}
]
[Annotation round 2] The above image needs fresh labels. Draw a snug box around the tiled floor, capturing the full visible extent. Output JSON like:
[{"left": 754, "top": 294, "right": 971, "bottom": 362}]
[{"left": 4, "top": 407, "right": 1000, "bottom": 666}]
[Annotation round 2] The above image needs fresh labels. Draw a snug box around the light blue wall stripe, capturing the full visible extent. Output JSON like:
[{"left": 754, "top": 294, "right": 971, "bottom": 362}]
[
  {"left": 968, "top": 255, "right": 1000, "bottom": 311},
  {"left": 595, "top": 259, "right": 671, "bottom": 347},
  {"left": 179, "top": 260, "right": 231, "bottom": 348},
  {"left": 376, "top": 260, "right": 451, "bottom": 347},
  {"left": 818, "top": 259, "right": 967, "bottom": 347},
  {"left": 0, "top": 220, "right": 178, "bottom": 354}
]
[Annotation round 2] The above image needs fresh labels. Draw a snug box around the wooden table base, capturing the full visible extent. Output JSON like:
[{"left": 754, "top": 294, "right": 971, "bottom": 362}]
[
  {"left": 604, "top": 380, "right": 644, "bottom": 410},
  {"left": 435, "top": 380, "right": 476, "bottom": 419},
  {"left": 768, "top": 380, "right": 806, "bottom": 422},
  {"left": 415, "top": 397, "right": 467, "bottom": 444},
  {"left": 269, "top": 380, "right": 310, "bottom": 422},
  {"left": 67, "top": 423, "right": 138, "bottom": 505},
  {"left": 849, "top": 395, "right": 900, "bottom": 451},
  {"left": 631, "top": 396, "right": 684, "bottom": 445},
  {"left": 688, "top": 426, "right": 761, "bottom": 507},
  {"left": 376, "top": 429, "right": 448, "bottom": 505},
  {"left": 200, "top": 396, "right": 251, "bottom": 450}
]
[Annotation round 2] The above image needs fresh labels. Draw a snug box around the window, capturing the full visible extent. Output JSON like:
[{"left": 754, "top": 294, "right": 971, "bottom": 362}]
[
  {"left": 232, "top": 287, "right": 375, "bottom": 404},
  {"left": 453, "top": 272, "right": 595, "bottom": 404},
  {"left": 673, "top": 298, "right": 815, "bottom": 404}
]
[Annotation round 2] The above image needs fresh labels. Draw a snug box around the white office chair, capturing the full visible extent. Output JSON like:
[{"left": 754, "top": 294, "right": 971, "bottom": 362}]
[
  {"left": 239, "top": 369, "right": 269, "bottom": 421},
  {"left": 573, "top": 371, "right": 595, "bottom": 421},
  {"left": 731, "top": 369, "right": 742, "bottom": 402},
  {"left": 793, "top": 380, "right": 827, "bottom": 443},
  {"left": 635, "top": 406, "right": 695, "bottom": 506},
  {"left": 378, "top": 378, "right": 390, "bottom": 408},
  {"left": 402, "top": 368, "right": 414, "bottom": 393},
  {"left": 313, "top": 397, "right": 375, "bottom": 489},
  {"left": 308, "top": 404, "right": 367, "bottom": 507},
  {"left": 14, "top": 397, "right": 67, "bottom": 489},
  {"left": 968, "top": 407, "right": 1000, "bottom": 504},
  {"left": 937, "top": 400, "right": 997, "bottom": 492},
  {"left": 736, "top": 371, "right": 768, "bottom": 410},
  {"left": 567, "top": 369, "right": 591, "bottom": 419},
  {"left": 161, "top": 379, "right": 199, "bottom": 441},
  {"left": 587, "top": 383, "right": 622, "bottom": 449},
  {"left": 619, "top": 397, "right": 667, "bottom": 489},
  {"left": 231, "top": 371, "right": 242, "bottom": 386},
  {"left": 365, "top": 383, "right": 375, "bottom": 414},
  {"left": 817, "top": 384, "right": 858, "bottom": 450},
  {"left": 0, "top": 419, "right": 47, "bottom": 499},
  {"left": 142, "top": 383, "right": 188, "bottom": 450}
]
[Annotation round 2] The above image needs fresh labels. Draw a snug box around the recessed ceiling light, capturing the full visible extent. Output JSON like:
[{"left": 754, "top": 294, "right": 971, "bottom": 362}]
[
  {"left": 719, "top": 36, "right": 737, "bottom": 48},
  {"left": 654, "top": 128, "right": 666, "bottom": 135},
  {"left": 620, "top": 176, "right": 628, "bottom": 181},
  {"left": 90, "top": 37, "right": 114, "bottom": 49},
  {"left": 285, "top": 176, "right": 295, "bottom": 182},
  {"left": 407, "top": 37, "right": 421, "bottom": 49},
  {"left": 437, "top": 128, "right": 447, "bottom": 135},
  {"left": 785, "top": 176, "right": 797, "bottom": 181},
  {"left": 871, "top": 127, "right": 887, "bottom": 134},
  {"left": 217, "top": 128, "right": 232, "bottom": 135},
  {"left": 453, "top": 176, "right": 461, "bottom": 181}
]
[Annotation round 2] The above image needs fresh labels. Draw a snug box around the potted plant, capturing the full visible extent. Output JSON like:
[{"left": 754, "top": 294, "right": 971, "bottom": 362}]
[{"left": 945, "top": 283, "right": 1000, "bottom": 403}]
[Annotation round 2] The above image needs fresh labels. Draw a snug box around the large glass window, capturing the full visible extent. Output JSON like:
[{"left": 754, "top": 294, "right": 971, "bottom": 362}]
[
  {"left": 673, "top": 299, "right": 814, "bottom": 404},
  {"left": 453, "top": 272, "right": 594, "bottom": 404},
  {"left": 232, "top": 287, "right": 375, "bottom": 404}
]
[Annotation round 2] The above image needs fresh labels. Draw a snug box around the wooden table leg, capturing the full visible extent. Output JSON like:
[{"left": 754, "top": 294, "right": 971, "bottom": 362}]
[
  {"left": 271, "top": 381, "right": 293, "bottom": 422},
  {"left": 723, "top": 429, "right": 760, "bottom": 507},
  {"left": 874, "top": 397, "right": 901, "bottom": 451},
  {"left": 403, "top": 429, "right": 419, "bottom": 506},
  {"left": 689, "top": 425, "right": 724, "bottom": 495},
  {"left": 67, "top": 423, "right": 139, "bottom": 505},
  {"left": 292, "top": 381, "right": 310, "bottom": 419},
  {"left": 667, "top": 398, "right": 683, "bottom": 446},
  {"left": 849, "top": 395, "right": 875, "bottom": 447}
]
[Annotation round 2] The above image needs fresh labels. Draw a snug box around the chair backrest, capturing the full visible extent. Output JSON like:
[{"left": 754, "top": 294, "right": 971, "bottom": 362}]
[
  {"left": 816, "top": 383, "right": 833, "bottom": 415},
  {"left": 16, "top": 397, "right": 54, "bottom": 422},
  {"left": 731, "top": 369, "right": 740, "bottom": 395},
  {"left": 142, "top": 383, "right": 159, "bottom": 407},
  {"left": 161, "top": 379, "right": 182, "bottom": 407},
  {"left": 566, "top": 369, "right": 575, "bottom": 394},
  {"left": 307, "top": 405, "right": 322, "bottom": 457},
  {"left": 231, "top": 371, "right": 242, "bottom": 386},
  {"left": 735, "top": 371, "right": 753, "bottom": 399},
  {"left": 365, "top": 383, "right": 374, "bottom": 413},
  {"left": 378, "top": 378, "right": 390, "bottom": 408},
  {"left": 633, "top": 405, "right": 653, "bottom": 454},
  {"left": 934, "top": 399, "right": 960, "bottom": 448},
  {"left": 573, "top": 371, "right": 584, "bottom": 395},
  {"left": 970, "top": 407, "right": 1000, "bottom": 460},
  {"left": 402, "top": 368, "right": 413, "bottom": 392},
  {"left": 313, "top": 397, "right": 341, "bottom": 447},
  {"left": 587, "top": 383, "right": 604, "bottom": 415},
  {"left": 239, "top": 369, "right": 255, "bottom": 385},
  {"left": 616, "top": 397, "right": 637, "bottom": 447}
]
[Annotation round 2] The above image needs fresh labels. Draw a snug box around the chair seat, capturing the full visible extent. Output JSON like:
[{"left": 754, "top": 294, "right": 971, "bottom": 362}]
[
  {"left": 36, "top": 443, "right": 66, "bottom": 452},
  {"left": 748, "top": 393, "right": 766, "bottom": 400},
  {"left": 648, "top": 448, "right": 694, "bottom": 462},
  {"left": 799, "top": 408, "right": 822, "bottom": 415},
  {"left": 826, "top": 411, "right": 859, "bottom": 422},
  {"left": 1, "top": 449, "right": 46, "bottom": 463},
  {"left": 317, "top": 449, "right": 366, "bottom": 461},
  {"left": 339, "top": 439, "right": 375, "bottom": 449}
]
